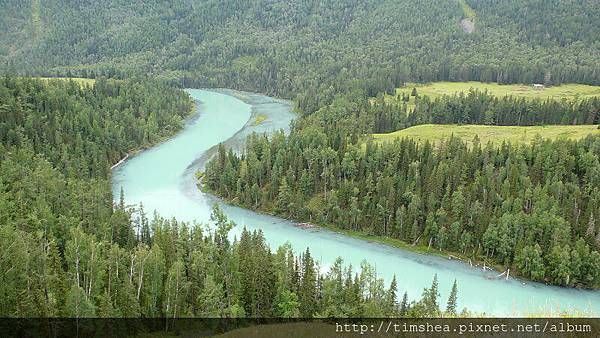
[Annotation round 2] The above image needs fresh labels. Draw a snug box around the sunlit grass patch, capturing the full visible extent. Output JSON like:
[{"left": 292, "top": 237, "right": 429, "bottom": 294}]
[
  {"left": 37, "top": 77, "right": 96, "bottom": 87},
  {"left": 372, "top": 124, "right": 600, "bottom": 147}
]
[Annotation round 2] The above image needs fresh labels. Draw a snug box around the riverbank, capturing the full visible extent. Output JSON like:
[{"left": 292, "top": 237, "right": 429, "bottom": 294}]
[
  {"left": 321, "top": 223, "right": 509, "bottom": 276},
  {"left": 205, "top": 187, "right": 600, "bottom": 298},
  {"left": 190, "top": 88, "right": 296, "bottom": 171},
  {"left": 200, "top": 185, "right": 513, "bottom": 280},
  {"left": 109, "top": 97, "right": 198, "bottom": 171}
]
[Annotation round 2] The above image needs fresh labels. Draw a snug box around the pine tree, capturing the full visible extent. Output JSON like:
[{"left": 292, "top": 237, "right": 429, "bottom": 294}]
[
  {"left": 97, "top": 291, "right": 119, "bottom": 318},
  {"left": 0, "top": 226, "right": 30, "bottom": 316},
  {"left": 446, "top": 279, "right": 458, "bottom": 316},
  {"left": 237, "top": 228, "right": 254, "bottom": 315},
  {"left": 47, "top": 236, "right": 68, "bottom": 316},
  {"left": 399, "top": 291, "right": 409, "bottom": 317},
  {"left": 164, "top": 260, "right": 188, "bottom": 318},
  {"left": 299, "top": 248, "right": 317, "bottom": 317},
  {"left": 585, "top": 213, "right": 595, "bottom": 238},
  {"left": 116, "top": 278, "right": 141, "bottom": 317},
  {"left": 385, "top": 275, "right": 398, "bottom": 316},
  {"left": 142, "top": 244, "right": 166, "bottom": 317},
  {"left": 548, "top": 245, "right": 572, "bottom": 286},
  {"left": 119, "top": 187, "right": 125, "bottom": 210},
  {"left": 421, "top": 274, "right": 440, "bottom": 316},
  {"left": 253, "top": 230, "right": 276, "bottom": 317},
  {"left": 139, "top": 203, "right": 151, "bottom": 246},
  {"left": 343, "top": 265, "right": 359, "bottom": 316},
  {"left": 276, "top": 177, "right": 292, "bottom": 215}
]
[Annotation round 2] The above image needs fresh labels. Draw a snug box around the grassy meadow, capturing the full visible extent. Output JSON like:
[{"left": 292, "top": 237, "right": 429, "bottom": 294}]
[
  {"left": 372, "top": 124, "right": 600, "bottom": 147},
  {"left": 37, "top": 77, "right": 96, "bottom": 87},
  {"left": 375, "top": 82, "right": 600, "bottom": 110},
  {"left": 399, "top": 82, "right": 600, "bottom": 100}
]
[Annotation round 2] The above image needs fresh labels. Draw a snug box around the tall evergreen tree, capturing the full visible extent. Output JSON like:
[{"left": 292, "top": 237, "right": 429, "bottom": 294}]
[
  {"left": 421, "top": 274, "right": 440, "bottom": 317},
  {"left": 446, "top": 279, "right": 458, "bottom": 316},
  {"left": 299, "top": 248, "right": 317, "bottom": 317},
  {"left": 399, "top": 291, "right": 410, "bottom": 317}
]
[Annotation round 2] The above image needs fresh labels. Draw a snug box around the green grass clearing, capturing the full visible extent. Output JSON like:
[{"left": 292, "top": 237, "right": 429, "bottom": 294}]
[
  {"left": 399, "top": 82, "right": 600, "bottom": 100},
  {"left": 37, "top": 77, "right": 96, "bottom": 87},
  {"left": 372, "top": 124, "right": 600, "bottom": 147},
  {"left": 373, "top": 81, "right": 600, "bottom": 112}
]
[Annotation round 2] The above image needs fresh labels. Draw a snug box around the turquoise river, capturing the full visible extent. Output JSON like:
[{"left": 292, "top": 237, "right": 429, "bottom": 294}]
[{"left": 112, "top": 89, "right": 600, "bottom": 316}]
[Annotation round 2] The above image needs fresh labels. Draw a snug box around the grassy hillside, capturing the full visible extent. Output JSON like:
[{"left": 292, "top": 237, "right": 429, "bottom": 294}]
[{"left": 372, "top": 124, "right": 600, "bottom": 147}]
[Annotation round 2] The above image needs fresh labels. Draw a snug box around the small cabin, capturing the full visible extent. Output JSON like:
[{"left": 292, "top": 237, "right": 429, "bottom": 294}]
[{"left": 533, "top": 84, "right": 545, "bottom": 90}]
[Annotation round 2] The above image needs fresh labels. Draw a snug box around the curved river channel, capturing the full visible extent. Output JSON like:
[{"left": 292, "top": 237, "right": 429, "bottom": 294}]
[{"left": 112, "top": 89, "right": 600, "bottom": 316}]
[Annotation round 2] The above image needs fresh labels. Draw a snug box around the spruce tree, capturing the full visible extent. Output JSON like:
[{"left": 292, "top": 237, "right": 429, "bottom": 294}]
[
  {"left": 399, "top": 291, "right": 409, "bottom": 317},
  {"left": 237, "top": 228, "right": 254, "bottom": 315},
  {"left": 299, "top": 248, "right": 317, "bottom": 317},
  {"left": 446, "top": 279, "right": 458, "bottom": 316},
  {"left": 386, "top": 275, "right": 398, "bottom": 316},
  {"left": 253, "top": 230, "right": 276, "bottom": 317},
  {"left": 421, "top": 274, "right": 440, "bottom": 316}
]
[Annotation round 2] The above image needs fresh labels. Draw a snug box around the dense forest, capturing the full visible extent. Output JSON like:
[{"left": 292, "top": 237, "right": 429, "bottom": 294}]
[
  {"left": 1, "top": 0, "right": 599, "bottom": 113},
  {"left": 1, "top": 202, "right": 461, "bottom": 318},
  {"left": 0, "top": 77, "right": 462, "bottom": 318},
  {"left": 204, "top": 89, "right": 600, "bottom": 289},
  {"left": 1, "top": 0, "right": 600, "bottom": 322},
  {"left": 0, "top": 77, "right": 193, "bottom": 239}
]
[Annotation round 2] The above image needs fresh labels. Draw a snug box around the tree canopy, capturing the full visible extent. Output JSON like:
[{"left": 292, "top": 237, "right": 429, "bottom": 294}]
[{"left": 1, "top": 0, "right": 599, "bottom": 114}]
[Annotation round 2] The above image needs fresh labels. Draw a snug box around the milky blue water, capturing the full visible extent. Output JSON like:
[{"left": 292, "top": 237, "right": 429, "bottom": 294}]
[{"left": 112, "top": 89, "right": 600, "bottom": 316}]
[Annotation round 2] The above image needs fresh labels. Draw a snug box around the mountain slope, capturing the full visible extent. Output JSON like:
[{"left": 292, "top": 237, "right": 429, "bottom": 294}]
[{"left": 1, "top": 0, "right": 599, "bottom": 110}]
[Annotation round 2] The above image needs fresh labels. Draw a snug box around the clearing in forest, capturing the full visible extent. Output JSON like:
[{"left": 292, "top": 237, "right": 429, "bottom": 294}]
[
  {"left": 37, "top": 77, "right": 97, "bottom": 86},
  {"left": 372, "top": 124, "right": 600, "bottom": 147},
  {"left": 398, "top": 82, "right": 600, "bottom": 100},
  {"left": 379, "top": 82, "right": 600, "bottom": 111}
]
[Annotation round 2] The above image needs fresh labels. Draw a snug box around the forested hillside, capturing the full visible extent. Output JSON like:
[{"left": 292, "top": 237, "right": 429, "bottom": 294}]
[
  {"left": 0, "top": 77, "right": 191, "bottom": 315},
  {"left": 1, "top": 0, "right": 599, "bottom": 113}
]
